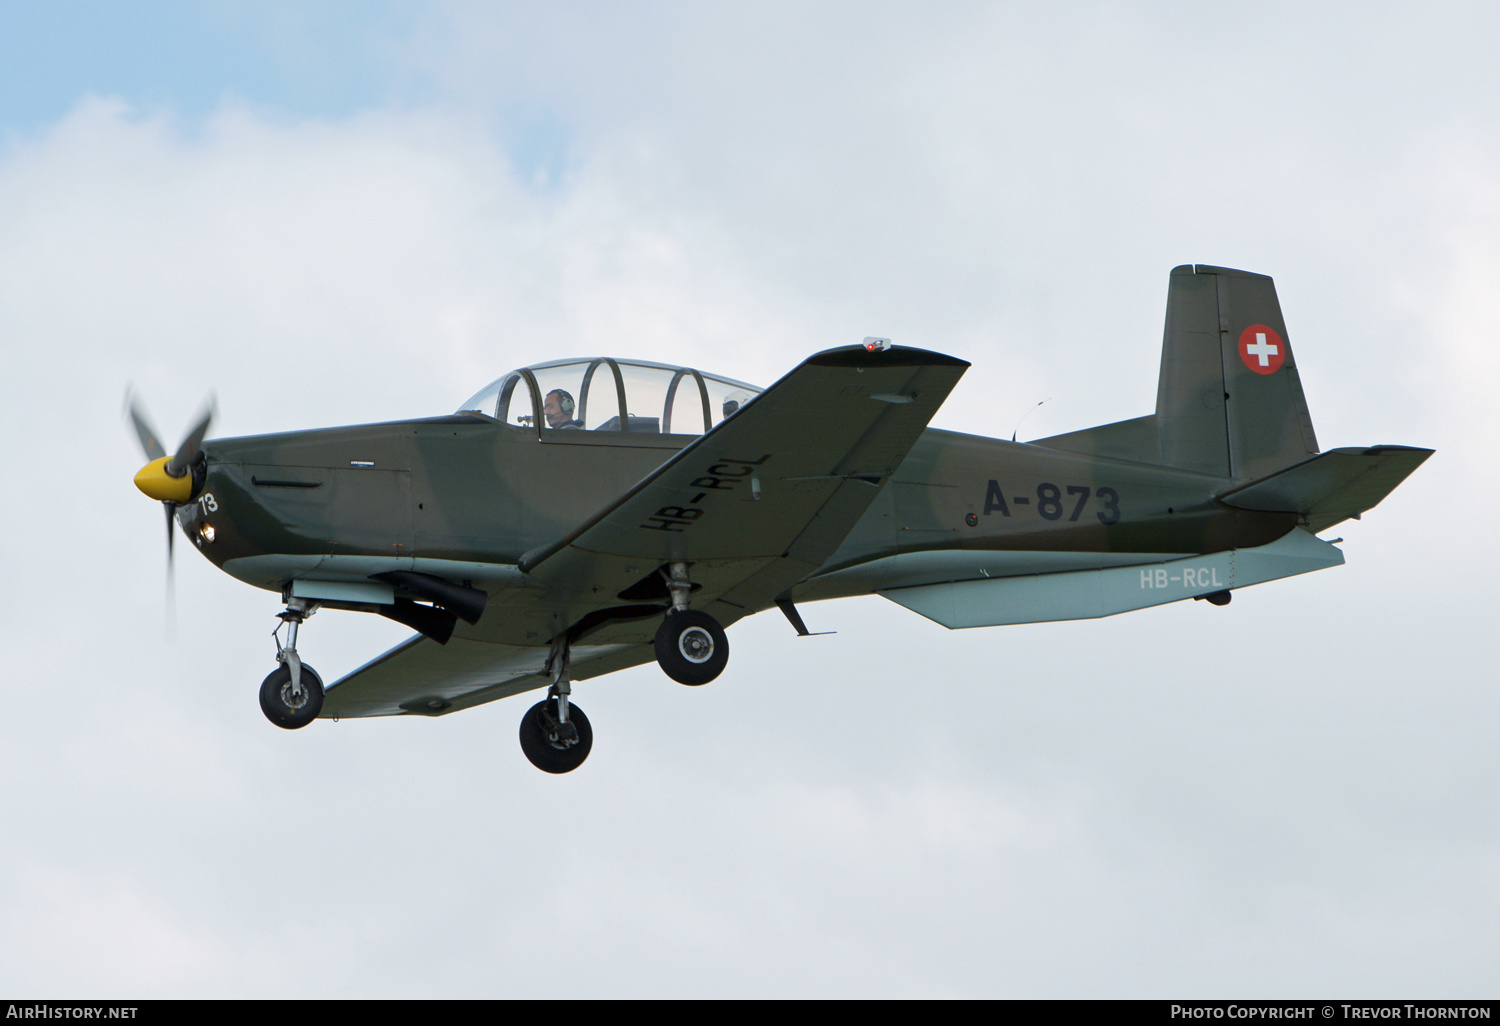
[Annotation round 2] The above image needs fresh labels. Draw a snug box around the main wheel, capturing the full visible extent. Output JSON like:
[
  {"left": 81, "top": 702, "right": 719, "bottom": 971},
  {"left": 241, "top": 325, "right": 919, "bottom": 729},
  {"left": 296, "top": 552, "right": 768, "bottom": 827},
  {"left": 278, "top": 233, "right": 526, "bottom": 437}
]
[
  {"left": 654, "top": 609, "right": 728, "bottom": 686},
  {"left": 519, "top": 697, "right": 593, "bottom": 774},
  {"left": 259, "top": 663, "right": 325, "bottom": 729}
]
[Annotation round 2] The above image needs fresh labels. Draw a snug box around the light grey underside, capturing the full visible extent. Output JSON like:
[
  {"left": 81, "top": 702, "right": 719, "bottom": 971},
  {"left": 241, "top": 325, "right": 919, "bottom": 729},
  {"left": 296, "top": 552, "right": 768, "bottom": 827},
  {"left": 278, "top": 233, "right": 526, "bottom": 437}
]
[
  {"left": 880, "top": 527, "right": 1342, "bottom": 628},
  {"left": 222, "top": 554, "right": 538, "bottom": 597},
  {"left": 795, "top": 546, "right": 1194, "bottom": 601},
  {"left": 321, "top": 632, "right": 656, "bottom": 718},
  {"left": 318, "top": 530, "right": 1340, "bottom": 717}
]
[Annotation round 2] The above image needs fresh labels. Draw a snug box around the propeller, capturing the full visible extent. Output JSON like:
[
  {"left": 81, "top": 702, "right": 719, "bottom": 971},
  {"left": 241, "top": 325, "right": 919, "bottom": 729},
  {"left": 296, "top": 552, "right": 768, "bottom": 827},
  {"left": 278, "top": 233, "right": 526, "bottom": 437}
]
[{"left": 126, "top": 390, "right": 216, "bottom": 619}]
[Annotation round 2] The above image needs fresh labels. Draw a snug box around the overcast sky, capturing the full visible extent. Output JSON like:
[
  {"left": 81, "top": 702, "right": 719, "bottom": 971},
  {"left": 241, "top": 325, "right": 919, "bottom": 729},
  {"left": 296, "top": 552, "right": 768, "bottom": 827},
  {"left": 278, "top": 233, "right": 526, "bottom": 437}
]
[{"left": 0, "top": 1, "right": 1495, "bottom": 998}]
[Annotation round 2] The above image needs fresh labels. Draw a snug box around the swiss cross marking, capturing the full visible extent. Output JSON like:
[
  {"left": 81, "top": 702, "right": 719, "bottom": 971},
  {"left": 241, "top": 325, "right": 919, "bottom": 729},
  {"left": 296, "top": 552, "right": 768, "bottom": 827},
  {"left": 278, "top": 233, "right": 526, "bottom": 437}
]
[{"left": 1238, "top": 324, "right": 1286, "bottom": 375}]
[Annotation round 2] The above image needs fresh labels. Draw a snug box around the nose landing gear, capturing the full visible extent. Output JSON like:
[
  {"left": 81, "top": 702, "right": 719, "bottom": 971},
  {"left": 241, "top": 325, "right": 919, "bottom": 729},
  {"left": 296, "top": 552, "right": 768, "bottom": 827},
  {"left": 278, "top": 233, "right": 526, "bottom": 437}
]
[{"left": 260, "top": 599, "right": 324, "bottom": 729}]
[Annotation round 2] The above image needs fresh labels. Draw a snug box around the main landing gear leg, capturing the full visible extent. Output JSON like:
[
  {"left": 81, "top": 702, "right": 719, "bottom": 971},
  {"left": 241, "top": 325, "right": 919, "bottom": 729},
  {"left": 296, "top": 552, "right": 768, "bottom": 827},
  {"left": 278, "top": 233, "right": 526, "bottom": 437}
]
[
  {"left": 260, "top": 598, "right": 325, "bottom": 729},
  {"left": 654, "top": 561, "right": 729, "bottom": 686},
  {"left": 519, "top": 636, "right": 593, "bottom": 774}
]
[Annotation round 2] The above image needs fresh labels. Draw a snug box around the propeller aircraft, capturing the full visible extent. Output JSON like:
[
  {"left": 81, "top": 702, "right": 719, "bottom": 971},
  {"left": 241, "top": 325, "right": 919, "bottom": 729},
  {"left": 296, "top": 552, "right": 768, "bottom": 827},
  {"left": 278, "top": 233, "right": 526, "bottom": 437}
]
[{"left": 129, "top": 264, "right": 1431, "bottom": 773}]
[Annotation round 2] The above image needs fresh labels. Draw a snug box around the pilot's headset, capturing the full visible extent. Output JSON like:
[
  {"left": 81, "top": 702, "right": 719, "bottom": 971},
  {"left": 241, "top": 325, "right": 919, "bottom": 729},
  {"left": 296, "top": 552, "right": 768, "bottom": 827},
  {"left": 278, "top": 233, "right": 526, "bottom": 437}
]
[{"left": 553, "top": 390, "right": 576, "bottom": 416}]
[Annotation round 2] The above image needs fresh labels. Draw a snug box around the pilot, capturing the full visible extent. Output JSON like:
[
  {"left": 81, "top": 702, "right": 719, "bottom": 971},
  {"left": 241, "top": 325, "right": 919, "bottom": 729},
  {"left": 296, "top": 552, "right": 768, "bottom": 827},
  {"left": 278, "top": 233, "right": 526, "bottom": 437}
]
[
  {"left": 722, "top": 389, "right": 753, "bottom": 420},
  {"left": 543, "top": 389, "right": 583, "bottom": 429}
]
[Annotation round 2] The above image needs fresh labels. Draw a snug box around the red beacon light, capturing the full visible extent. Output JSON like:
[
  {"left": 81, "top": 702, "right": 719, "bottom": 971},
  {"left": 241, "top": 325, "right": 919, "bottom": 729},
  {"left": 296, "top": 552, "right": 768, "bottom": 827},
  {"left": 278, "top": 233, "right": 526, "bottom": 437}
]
[{"left": 863, "top": 336, "right": 891, "bottom": 352}]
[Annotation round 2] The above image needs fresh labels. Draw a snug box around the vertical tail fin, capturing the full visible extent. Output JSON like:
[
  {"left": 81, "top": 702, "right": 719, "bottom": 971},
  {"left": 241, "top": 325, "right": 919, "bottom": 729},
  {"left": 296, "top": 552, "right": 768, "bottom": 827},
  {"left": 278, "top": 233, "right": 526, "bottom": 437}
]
[{"left": 1156, "top": 264, "right": 1319, "bottom": 480}]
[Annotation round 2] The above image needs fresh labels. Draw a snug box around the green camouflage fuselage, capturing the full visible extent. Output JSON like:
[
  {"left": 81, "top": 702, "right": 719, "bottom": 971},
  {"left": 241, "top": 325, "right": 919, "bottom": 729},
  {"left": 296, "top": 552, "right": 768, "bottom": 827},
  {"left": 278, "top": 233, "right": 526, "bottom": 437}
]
[{"left": 179, "top": 417, "right": 1294, "bottom": 610}]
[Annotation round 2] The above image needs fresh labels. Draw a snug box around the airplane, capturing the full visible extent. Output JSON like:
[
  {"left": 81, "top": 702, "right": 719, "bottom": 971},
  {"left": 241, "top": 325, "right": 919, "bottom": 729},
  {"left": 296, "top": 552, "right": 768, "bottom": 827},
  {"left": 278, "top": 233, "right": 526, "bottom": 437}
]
[{"left": 129, "top": 263, "right": 1431, "bottom": 773}]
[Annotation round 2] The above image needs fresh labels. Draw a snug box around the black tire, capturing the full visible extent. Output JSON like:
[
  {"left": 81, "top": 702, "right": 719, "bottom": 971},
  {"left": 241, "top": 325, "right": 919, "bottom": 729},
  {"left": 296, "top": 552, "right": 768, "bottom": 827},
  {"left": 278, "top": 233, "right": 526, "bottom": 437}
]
[
  {"left": 259, "top": 663, "right": 324, "bottom": 729},
  {"left": 519, "top": 697, "right": 593, "bottom": 774},
  {"left": 654, "top": 609, "right": 728, "bottom": 686}
]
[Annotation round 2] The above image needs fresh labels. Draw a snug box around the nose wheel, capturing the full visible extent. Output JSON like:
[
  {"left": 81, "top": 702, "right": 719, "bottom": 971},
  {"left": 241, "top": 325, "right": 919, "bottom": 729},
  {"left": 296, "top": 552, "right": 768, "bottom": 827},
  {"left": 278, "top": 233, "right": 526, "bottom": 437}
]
[
  {"left": 260, "top": 599, "right": 323, "bottom": 729},
  {"left": 260, "top": 662, "right": 324, "bottom": 728}
]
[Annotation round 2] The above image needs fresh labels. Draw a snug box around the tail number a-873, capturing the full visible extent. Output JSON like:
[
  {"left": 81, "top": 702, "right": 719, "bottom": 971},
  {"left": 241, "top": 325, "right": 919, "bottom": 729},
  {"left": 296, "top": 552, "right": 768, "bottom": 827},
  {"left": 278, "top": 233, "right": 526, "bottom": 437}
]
[{"left": 983, "top": 481, "right": 1120, "bottom": 525}]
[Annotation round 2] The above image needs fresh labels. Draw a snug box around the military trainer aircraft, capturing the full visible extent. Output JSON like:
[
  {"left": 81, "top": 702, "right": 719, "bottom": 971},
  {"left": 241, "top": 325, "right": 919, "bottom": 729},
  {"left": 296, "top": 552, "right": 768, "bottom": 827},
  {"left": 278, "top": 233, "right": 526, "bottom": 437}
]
[{"left": 130, "top": 264, "right": 1430, "bottom": 772}]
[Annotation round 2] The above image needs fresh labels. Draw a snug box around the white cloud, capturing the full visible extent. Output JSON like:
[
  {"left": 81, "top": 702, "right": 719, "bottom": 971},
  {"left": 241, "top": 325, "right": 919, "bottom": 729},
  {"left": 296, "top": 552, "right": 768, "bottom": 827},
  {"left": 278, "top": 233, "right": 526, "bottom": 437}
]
[{"left": 1, "top": 4, "right": 1496, "bottom": 996}]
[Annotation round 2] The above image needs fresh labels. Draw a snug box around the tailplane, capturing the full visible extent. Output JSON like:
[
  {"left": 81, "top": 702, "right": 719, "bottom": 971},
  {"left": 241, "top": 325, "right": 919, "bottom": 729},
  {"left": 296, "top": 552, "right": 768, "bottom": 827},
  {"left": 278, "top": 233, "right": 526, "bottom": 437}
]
[{"left": 1218, "top": 445, "right": 1433, "bottom": 533}]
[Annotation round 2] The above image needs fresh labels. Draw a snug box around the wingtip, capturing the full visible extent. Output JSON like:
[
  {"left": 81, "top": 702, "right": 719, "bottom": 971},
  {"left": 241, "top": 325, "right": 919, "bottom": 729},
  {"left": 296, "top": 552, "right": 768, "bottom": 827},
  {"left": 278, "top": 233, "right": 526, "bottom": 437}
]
[{"left": 806, "top": 344, "right": 970, "bottom": 369}]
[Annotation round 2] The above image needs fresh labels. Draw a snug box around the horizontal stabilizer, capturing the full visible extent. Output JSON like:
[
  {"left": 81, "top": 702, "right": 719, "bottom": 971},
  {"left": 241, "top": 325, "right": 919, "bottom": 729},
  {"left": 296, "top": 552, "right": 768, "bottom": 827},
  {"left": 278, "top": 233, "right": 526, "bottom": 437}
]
[
  {"left": 1218, "top": 445, "right": 1433, "bottom": 532},
  {"left": 881, "top": 527, "right": 1342, "bottom": 629}
]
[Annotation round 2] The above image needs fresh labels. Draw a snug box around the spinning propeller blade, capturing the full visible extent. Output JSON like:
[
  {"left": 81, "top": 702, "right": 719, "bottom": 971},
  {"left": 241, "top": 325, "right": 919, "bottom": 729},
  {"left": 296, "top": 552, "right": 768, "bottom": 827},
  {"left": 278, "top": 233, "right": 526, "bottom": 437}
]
[
  {"left": 125, "top": 392, "right": 167, "bottom": 463},
  {"left": 130, "top": 396, "right": 215, "bottom": 503},
  {"left": 126, "top": 390, "right": 216, "bottom": 631},
  {"left": 165, "top": 399, "right": 215, "bottom": 478}
]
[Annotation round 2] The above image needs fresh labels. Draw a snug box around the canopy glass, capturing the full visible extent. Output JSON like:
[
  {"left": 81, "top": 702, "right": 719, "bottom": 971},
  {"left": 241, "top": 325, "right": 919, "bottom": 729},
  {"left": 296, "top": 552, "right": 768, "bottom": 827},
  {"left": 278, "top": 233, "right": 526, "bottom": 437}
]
[{"left": 459, "top": 358, "right": 761, "bottom": 436}]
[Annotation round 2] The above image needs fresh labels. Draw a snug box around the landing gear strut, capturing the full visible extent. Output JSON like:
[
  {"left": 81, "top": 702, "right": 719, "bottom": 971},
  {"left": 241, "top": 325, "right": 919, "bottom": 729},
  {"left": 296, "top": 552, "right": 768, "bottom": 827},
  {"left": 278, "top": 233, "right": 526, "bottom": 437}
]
[
  {"left": 260, "top": 599, "right": 324, "bottom": 729},
  {"left": 519, "top": 636, "right": 593, "bottom": 773},
  {"left": 653, "top": 562, "right": 728, "bottom": 686}
]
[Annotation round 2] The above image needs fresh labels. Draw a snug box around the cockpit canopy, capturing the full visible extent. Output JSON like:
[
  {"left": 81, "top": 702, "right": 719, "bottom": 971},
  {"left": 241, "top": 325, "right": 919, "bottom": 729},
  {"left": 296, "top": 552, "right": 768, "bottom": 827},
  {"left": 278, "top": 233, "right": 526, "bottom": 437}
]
[{"left": 458, "top": 358, "right": 762, "bottom": 437}]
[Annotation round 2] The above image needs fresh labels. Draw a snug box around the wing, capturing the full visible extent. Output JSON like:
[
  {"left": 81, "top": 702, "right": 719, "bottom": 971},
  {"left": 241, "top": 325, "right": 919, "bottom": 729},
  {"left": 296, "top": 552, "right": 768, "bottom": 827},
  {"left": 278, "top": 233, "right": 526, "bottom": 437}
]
[
  {"left": 320, "top": 621, "right": 658, "bottom": 718},
  {"left": 519, "top": 345, "right": 969, "bottom": 627}
]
